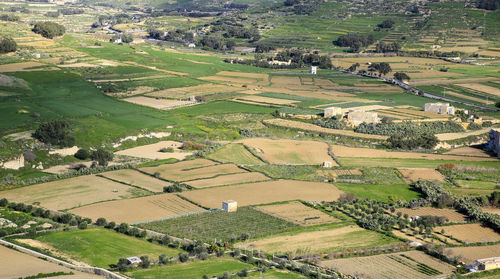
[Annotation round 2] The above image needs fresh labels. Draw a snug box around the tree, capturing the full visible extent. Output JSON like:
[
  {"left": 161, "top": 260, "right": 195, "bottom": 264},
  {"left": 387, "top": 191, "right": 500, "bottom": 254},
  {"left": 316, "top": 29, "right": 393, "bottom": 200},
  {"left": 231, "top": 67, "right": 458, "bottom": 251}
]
[
  {"left": 378, "top": 19, "right": 395, "bottom": 29},
  {"left": 32, "top": 21, "right": 65, "bottom": 39},
  {"left": 78, "top": 221, "right": 88, "bottom": 229},
  {"left": 178, "top": 252, "right": 189, "bottom": 262},
  {"left": 90, "top": 149, "right": 113, "bottom": 166},
  {"left": 369, "top": 62, "right": 392, "bottom": 76},
  {"left": 34, "top": 120, "right": 74, "bottom": 147},
  {"left": 95, "top": 217, "right": 107, "bottom": 226},
  {"left": 23, "top": 150, "right": 36, "bottom": 162},
  {"left": 140, "top": 256, "right": 150, "bottom": 268},
  {"left": 394, "top": 72, "right": 410, "bottom": 82},
  {"left": 74, "top": 148, "right": 90, "bottom": 160},
  {"left": 0, "top": 37, "right": 16, "bottom": 53},
  {"left": 347, "top": 63, "right": 360, "bottom": 72},
  {"left": 116, "top": 223, "right": 129, "bottom": 234},
  {"left": 117, "top": 258, "right": 128, "bottom": 271},
  {"left": 159, "top": 254, "right": 169, "bottom": 265}
]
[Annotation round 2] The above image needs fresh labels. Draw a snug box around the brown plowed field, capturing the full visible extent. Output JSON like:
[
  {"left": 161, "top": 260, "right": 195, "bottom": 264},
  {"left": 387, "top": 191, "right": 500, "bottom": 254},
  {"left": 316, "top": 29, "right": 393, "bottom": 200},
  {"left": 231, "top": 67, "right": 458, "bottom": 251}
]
[
  {"left": 142, "top": 162, "right": 246, "bottom": 182},
  {"left": 185, "top": 172, "right": 270, "bottom": 188},
  {"left": 444, "top": 244, "right": 500, "bottom": 264},
  {"left": 100, "top": 169, "right": 171, "bottom": 192},
  {"left": 115, "top": 141, "right": 191, "bottom": 160},
  {"left": 180, "top": 179, "right": 344, "bottom": 209},
  {"left": 255, "top": 201, "right": 339, "bottom": 226},
  {"left": 398, "top": 168, "right": 446, "bottom": 183},
  {"left": 70, "top": 193, "right": 204, "bottom": 224},
  {"left": 435, "top": 223, "right": 500, "bottom": 243}
]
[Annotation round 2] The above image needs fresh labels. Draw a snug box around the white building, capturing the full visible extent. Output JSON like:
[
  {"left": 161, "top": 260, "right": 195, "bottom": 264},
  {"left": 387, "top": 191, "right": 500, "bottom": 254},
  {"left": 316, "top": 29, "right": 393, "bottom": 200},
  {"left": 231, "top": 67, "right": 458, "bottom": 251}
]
[
  {"left": 127, "top": 256, "right": 142, "bottom": 266},
  {"left": 310, "top": 66, "right": 317, "bottom": 75},
  {"left": 222, "top": 200, "right": 237, "bottom": 212},
  {"left": 347, "top": 111, "right": 380, "bottom": 126},
  {"left": 424, "top": 103, "right": 455, "bottom": 115},
  {"left": 323, "top": 107, "right": 342, "bottom": 118},
  {"left": 188, "top": 43, "right": 196, "bottom": 48}
]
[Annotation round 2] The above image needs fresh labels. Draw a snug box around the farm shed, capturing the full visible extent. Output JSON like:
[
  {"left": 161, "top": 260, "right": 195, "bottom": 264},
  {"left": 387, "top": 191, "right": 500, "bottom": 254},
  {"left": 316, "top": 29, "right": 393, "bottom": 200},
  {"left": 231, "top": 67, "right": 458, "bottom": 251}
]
[
  {"left": 310, "top": 66, "right": 317, "bottom": 75},
  {"left": 127, "top": 256, "right": 142, "bottom": 266},
  {"left": 476, "top": 257, "right": 500, "bottom": 271},
  {"left": 347, "top": 111, "right": 380, "bottom": 126},
  {"left": 324, "top": 107, "right": 342, "bottom": 118},
  {"left": 223, "top": 200, "right": 238, "bottom": 212},
  {"left": 424, "top": 102, "right": 455, "bottom": 115}
]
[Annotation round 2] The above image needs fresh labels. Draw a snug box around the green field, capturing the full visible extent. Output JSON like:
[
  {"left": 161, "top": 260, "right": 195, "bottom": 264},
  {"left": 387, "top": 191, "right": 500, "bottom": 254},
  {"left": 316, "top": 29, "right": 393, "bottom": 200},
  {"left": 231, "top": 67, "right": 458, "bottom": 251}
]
[
  {"left": 208, "top": 143, "right": 265, "bottom": 165},
  {"left": 128, "top": 257, "right": 252, "bottom": 279},
  {"left": 139, "top": 207, "right": 299, "bottom": 243},
  {"left": 338, "top": 157, "right": 500, "bottom": 169},
  {"left": 34, "top": 228, "right": 180, "bottom": 268},
  {"left": 335, "top": 183, "right": 422, "bottom": 203}
]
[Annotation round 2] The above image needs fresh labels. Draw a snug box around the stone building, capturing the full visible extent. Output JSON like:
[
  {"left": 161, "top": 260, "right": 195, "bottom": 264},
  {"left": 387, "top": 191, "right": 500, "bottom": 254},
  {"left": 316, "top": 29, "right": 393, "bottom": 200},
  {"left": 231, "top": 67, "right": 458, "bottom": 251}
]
[
  {"left": 424, "top": 102, "right": 455, "bottom": 115},
  {"left": 323, "top": 107, "right": 342, "bottom": 118},
  {"left": 347, "top": 111, "right": 380, "bottom": 126}
]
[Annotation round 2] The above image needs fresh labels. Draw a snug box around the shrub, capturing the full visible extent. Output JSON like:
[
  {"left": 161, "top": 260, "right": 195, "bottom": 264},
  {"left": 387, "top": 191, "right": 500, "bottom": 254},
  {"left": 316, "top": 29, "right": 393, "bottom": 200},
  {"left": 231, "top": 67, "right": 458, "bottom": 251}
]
[
  {"left": 140, "top": 255, "right": 150, "bottom": 268},
  {"left": 313, "top": 118, "right": 345, "bottom": 129},
  {"left": 74, "top": 149, "right": 90, "bottom": 160},
  {"left": 34, "top": 120, "right": 74, "bottom": 147},
  {"left": 78, "top": 221, "right": 88, "bottom": 229},
  {"left": 437, "top": 163, "right": 457, "bottom": 172},
  {"left": 159, "top": 254, "right": 169, "bottom": 264},
  {"left": 22, "top": 150, "right": 36, "bottom": 162},
  {"left": 116, "top": 223, "right": 129, "bottom": 234},
  {"left": 178, "top": 252, "right": 189, "bottom": 262},
  {"left": 387, "top": 133, "right": 438, "bottom": 150},
  {"left": 32, "top": 21, "right": 66, "bottom": 39},
  {"left": 95, "top": 217, "right": 107, "bottom": 226},
  {"left": 105, "top": 221, "right": 116, "bottom": 229},
  {"left": 0, "top": 36, "right": 17, "bottom": 53},
  {"left": 237, "top": 269, "right": 249, "bottom": 277},
  {"left": 90, "top": 149, "right": 113, "bottom": 166},
  {"left": 467, "top": 122, "right": 482, "bottom": 131},
  {"left": 181, "top": 141, "right": 206, "bottom": 150},
  {"left": 0, "top": 198, "right": 7, "bottom": 207},
  {"left": 163, "top": 184, "right": 183, "bottom": 193}
]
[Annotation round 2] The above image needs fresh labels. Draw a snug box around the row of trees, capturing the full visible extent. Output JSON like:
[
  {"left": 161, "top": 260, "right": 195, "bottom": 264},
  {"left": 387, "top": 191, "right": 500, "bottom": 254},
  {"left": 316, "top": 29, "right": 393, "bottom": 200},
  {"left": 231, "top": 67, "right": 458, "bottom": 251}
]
[
  {"left": 375, "top": 42, "right": 401, "bottom": 53},
  {"left": 333, "top": 33, "right": 374, "bottom": 52},
  {"left": 32, "top": 21, "right": 65, "bottom": 39}
]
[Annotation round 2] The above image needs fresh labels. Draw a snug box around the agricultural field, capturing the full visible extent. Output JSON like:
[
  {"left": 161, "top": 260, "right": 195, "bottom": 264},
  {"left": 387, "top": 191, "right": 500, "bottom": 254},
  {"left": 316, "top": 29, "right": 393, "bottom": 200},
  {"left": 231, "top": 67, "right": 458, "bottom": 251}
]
[
  {"left": 436, "top": 223, "right": 500, "bottom": 243},
  {"left": 115, "top": 141, "right": 191, "bottom": 160},
  {"left": 139, "top": 207, "right": 298, "bottom": 242},
  {"left": 255, "top": 201, "right": 340, "bottom": 226},
  {"left": 0, "top": 245, "right": 100, "bottom": 279},
  {"left": 443, "top": 244, "right": 500, "bottom": 264},
  {"left": 321, "top": 250, "right": 455, "bottom": 279},
  {"left": 184, "top": 172, "right": 270, "bottom": 188},
  {"left": 179, "top": 180, "right": 344, "bottom": 209},
  {"left": 398, "top": 168, "right": 446, "bottom": 183},
  {"left": 237, "top": 138, "right": 335, "bottom": 165},
  {"left": 32, "top": 228, "right": 180, "bottom": 268},
  {"left": 99, "top": 169, "right": 171, "bottom": 193},
  {"left": 0, "top": 175, "right": 146, "bottom": 210},
  {"left": 143, "top": 162, "right": 246, "bottom": 182},
  {"left": 237, "top": 223, "right": 399, "bottom": 255},
  {"left": 334, "top": 183, "right": 421, "bottom": 203},
  {"left": 69, "top": 193, "right": 204, "bottom": 224},
  {"left": 207, "top": 143, "right": 265, "bottom": 165}
]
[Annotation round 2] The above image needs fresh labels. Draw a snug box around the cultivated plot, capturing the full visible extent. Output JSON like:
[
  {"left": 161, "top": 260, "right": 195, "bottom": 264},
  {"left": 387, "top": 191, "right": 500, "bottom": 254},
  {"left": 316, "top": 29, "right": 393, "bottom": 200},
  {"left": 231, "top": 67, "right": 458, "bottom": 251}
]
[
  {"left": 436, "top": 223, "right": 500, "bottom": 243},
  {"left": 444, "top": 244, "right": 500, "bottom": 264},
  {"left": 238, "top": 138, "right": 335, "bottom": 165},
  {"left": 141, "top": 161, "right": 246, "bottom": 182},
  {"left": 255, "top": 201, "right": 339, "bottom": 226},
  {"left": 321, "top": 250, "right": 455, "bottom": 279},
  {"left": 115, "top": 141, "right": 191, "bottom": 160},
  {"left": 208, "top": 143, "right": 265, "bottom": 165},
  {"left": 70, "top": 193, "right": 204, "bottom": 224},
  {"left": 185, "top": 172, "right": 270, "bottom": 188},
  {"left": 123, "top": 96, "right": 196, "bottom": 110},
  {"left": 99, "top": 169, "right": 171, "bottom": 192},
  {"left": 398, "top": 168, "right": 445, "bottom": 183},
  {"left": 0, "top": 175, "right": 140, "bottom": 210},
  {"left": 180, "top": 180, "right": 344, "bottom": 209}
]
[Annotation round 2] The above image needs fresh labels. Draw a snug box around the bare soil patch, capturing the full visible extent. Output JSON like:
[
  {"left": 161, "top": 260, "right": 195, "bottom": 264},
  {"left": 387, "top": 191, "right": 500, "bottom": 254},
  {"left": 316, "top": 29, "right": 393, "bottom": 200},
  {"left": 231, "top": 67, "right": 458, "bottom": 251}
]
[
  {"left": 395, "top": 207, "right": 466, "bottom": 223},
  {"left": 481, "top": 207, "right": 500, "bottom": 215},
  {"left": 217, "top": 71, "right": 268, "bottom": 80},
  {"left": 457, "top": 83, "right": 500, "bottom": 97},
  {"left": 0, "top": 175, "right": 137, "bottom": 210},
  {"left": 123, "top": 96, "right": 196, "bottom": 110},
  {"left": 398, "top": 168, "right": 445, "bottom": 183},
  {"left": 444, "top": 244, "right": 500, "bottom": 264},
  {"left": 70, "top": 193, "right": 204, "bottom": 224},
  {"left": 100, "top": 169, "right": 171, "bottom": 192},
  {"left": 146, "top": 84, "right": 236, "bottom": 99},
  {"left": 435, "top": 223, "right": 500, "bottom": 243},
  {"left": 330, "top": 145, "right": 497, "bottom": 161},
  {"left": 235, "top": 95, "right": 299, "bottom": 105},
  {"left": 115, "top": 141, "right": 192, "bottom": 160},
  {"left": 255, "top": 201, "right": 339, "bottom": 226},
  {"left": 184, "top": 172, "right": 270, "bottom": 188},
  {"left": 436, "top": 128, "right": 492, "bottom": 141},
  {"left": 238, "top": 138, "right": 335, "bottom": 165},
  {"left": 321, "top": 250, "right": 455, "bottom": 279},
  {"left": 142, "top": 162, "right": 246, "bottom": 182},
  {"left": 180, "top": 179, "right": 344, "bottom": 209},
  {"left": 444, "top": 147, "right": 494, "bottom": 157}
]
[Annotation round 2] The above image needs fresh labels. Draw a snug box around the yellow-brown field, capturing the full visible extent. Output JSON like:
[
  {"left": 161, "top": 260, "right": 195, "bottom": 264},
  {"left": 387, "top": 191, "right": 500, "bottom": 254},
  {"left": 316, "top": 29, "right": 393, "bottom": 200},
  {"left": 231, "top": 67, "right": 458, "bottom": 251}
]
[
  {"left": 180, "top": 179, "right": 344, "bottom": 209},
  {"left": 457, "top": 83, "right": 500, "bottom": 98},
  {"left": 0, "top": 175, "right": 139, "bottom": 210},
  {"left": 123, "top": 96, "right": 196, "bottom": 110},
  {"left": 436, "top": 128, "right": 492, "bottom": 141},
  {"left": 234, "top": 95, "right": 299, "bottom": 105},
  {"left": 395, "top": 207, "right": 466, "bottom": 223},
  {"left": 99, "top": 169, "right": 171, "bottom": 192},
  {"left": 0, "top": 62, "right": 59, "bottom": 72},
  {"left": 141, "top": 161, "right": 246, "bottom": 182},
  {"left": 70, "top": 193, "right": 204, "bottom": 224},
  {"left": 237, "top": 138, "right": 335, "bottom": 165},
  {"left": 255, "top": 201, "right": 339, "bottom": 226},
  {"left": 184, "top": 172, "right": 270, "bottom": 188},
  {"left": 146, "top": 83, "right": 237, "bottom": 99},
  {"left": 398, "top": 168, "right": 446, "bottom": 183},
  {"left": 436, "top": 223, "right": 500, "bottom": 243},
  {"left": 321, "top": 250, "right": 455, "bottom": 279},
  {"left": 444, "top": 244, "right": 500, "bottom": 264}
]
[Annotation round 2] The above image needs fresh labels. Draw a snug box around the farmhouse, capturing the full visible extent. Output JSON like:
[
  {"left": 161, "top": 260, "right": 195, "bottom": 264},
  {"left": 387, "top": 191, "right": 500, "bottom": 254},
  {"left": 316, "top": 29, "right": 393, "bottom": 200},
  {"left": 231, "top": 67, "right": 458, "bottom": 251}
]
[
  {"left": 346, "top": 111, "right": 380, "bottom": 126},
  {"left": 310, "top": 66, "right": 317, "bottom": 75},
  {"left": 424, "top": 102, "right": 455, "bottom": 115},
  {"left": 222, "top": 200, "right": 238, "bottom": 212},
  {"left": 323, "top": 106, "right": 342, "bottom": 118},
  {"left": 127, "top": 256, "right": 142, "bottom": 266},
  {"left": 487, "top": 129, "right": 500, "bottom": 157},
  {"left": 475, "top": 257, "right": 500, "bottom": 271}
]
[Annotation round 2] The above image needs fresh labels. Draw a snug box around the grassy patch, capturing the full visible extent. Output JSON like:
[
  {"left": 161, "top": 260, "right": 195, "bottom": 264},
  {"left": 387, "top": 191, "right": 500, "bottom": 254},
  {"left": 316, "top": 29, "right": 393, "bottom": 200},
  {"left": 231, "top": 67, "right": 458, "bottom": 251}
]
[
  {"left": 335, "top": 183, "right": 422, "bottom": 202},
  {"left": 338, "top": 157, "right": 500, "bottom": 169},
  {"left": 35, "top": 228, "right": 180, "bottom": 268},
  {"left": 248, "top": 165, "right": 324, "bottom": 182},
  {"left": 139, "top": 207, "right": 299, "bottom": 243},
  {"left": 208, "top": 143, "right": 264, "bottom": 165}
]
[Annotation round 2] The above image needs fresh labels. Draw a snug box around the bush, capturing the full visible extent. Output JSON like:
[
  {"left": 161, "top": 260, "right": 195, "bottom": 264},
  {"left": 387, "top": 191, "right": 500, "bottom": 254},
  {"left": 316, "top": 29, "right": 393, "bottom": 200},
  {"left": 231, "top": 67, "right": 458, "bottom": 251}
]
[
  {"left": 140, "top": 255, "right": 150, "bottom": 268},
  {"left": 78, "top": 221, "right": 88, "bottom": 229},
  {"left": 0, "top": 198, "right": 8, "bottom": 207},
  {"left": 163, "top": 184, "right": 183, "bottom": 193},
  {"left": 90, "top": 149, "right": 113, "bottom": 166},
  {"left": 0, "top": 36, "right": 17, "bottom": 53},
  {"left": 159, "top": 254, "right": 169, "bottom": 265},
  {"left": 467, "top": 122, "right": 482, "bottom": 131},
  {"left": 23, "top": 150, "right": 36, "bottom": 162},
  {"left": 105, "top": 221, "right": 116, "bottom": 229},
  {"left": 74, "top": 149, "right": 90, "bottom": 160},
  {"left": 313, "top": 118, "right": 345, "bottom": 129},
  {"left": 34, "top": 120, "right": 74, "bottom": 147},
  {"left": 387, "top": 133, "right": 438, "bottom": 150},
  {"left": 178, "top": 252, "right": 189, "bottom": 262},
  {"left": 95, "top": 217, "right": 107, "bottom": 226},
  {"left": 333, "top": 33, "right": 374, "bottom": 52},
  {"left": 32, "top": 21, "right": 66, "bottom": 39}
]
